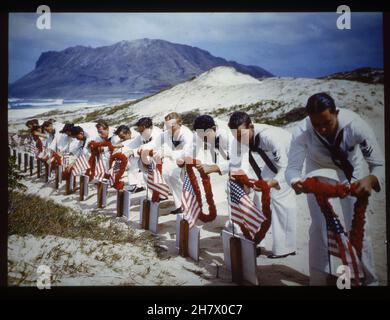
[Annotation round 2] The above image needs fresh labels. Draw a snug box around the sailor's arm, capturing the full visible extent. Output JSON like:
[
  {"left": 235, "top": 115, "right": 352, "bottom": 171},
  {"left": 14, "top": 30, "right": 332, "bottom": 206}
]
[
  {"left": 353, "top": 118, "right": 385, "bottom": 195},
  {"left": 285, "top": 132, "right": 308, "bottom": 194}
]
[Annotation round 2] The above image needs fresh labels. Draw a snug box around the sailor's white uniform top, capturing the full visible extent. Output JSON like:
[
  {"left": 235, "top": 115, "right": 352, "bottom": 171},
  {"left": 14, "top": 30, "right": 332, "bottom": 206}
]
[
  {"left": 44, "top": 122, "right": 64, "bottom": 149},
  {"left": 285, "top": 108, "right": 385, "bottom": 188},
  {"left": 153, "top": 125, "right": 194, "bottom": 160},
  {"left": 192, "top": 119, "right": 233, "bottom": 175},
  {"left": 47, "top": 132, "right": 72, "bottom": 154},
  {"left": 233, "top": 123, "right": 292, "bottom": 184},
  {"left": 130, "top": 126, "right": 163, "bottom": 150}
]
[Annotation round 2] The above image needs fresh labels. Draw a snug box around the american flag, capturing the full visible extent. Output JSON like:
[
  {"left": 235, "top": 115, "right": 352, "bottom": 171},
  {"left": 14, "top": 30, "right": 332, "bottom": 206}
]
[
  {"left": 326, "top": 216, "right": 365, "bottom": 281},
  {"left": 107, "top": 160, "right": 121, "bottom": 186},
  {"left": 26, "top": 139, "right": 38, "bottom": 155},
  {"left": 181, "top": 173, "right": 201, "bottom": 228},
  {"left": 147, "top": 161, "right": 169, "bottom": 201},
  {"left": 72, "top": 154, "right": 90, "bottom": 175},
  {"left": 95, "top": 154, "right": 107, "bottom": 182},
  {"left": 62, "top": 154, "right": 71, "bottom": 171},
  {"left": 229, "top": 179, "right": 267, "bottom": 240}
]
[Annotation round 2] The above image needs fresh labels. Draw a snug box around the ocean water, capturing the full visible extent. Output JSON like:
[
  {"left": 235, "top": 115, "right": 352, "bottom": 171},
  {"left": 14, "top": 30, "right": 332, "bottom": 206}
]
[{"left": 7, "top": 95, "right": 144, "bottom": 121}]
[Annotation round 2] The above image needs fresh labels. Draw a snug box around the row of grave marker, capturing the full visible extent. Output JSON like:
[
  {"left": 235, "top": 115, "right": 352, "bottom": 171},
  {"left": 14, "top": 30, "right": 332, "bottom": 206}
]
[{"left": 9, "top": 147, "right": 259, "bottom": 285}]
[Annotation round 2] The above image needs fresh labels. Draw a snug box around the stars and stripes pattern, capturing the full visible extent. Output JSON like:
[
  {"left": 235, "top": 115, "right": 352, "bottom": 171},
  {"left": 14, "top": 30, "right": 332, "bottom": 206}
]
[
  {"left": 62, "top": 154, "right": 71, "bottom": 171},
  {"left": 95, "top": 154, "right": 107, "bottom": 182},
  {"left": 72, "top": 154, "right": 90, "bottom": 175},
  {"left": 181, "top": 173, "right": 201, "bottom": 228},
  {"left": 26, "top": 139, "right": 39, "bottom": 155},
  {"left": 107, "top": 160, "right": 121, "bottom": 186},
  {"left": 147, "top": 161, "right": 170, "bottom": 201},
  {"left": 326, "top": 216, "right": 365, "bottom": 280},
  {"left": 229, "top": 179, "right": 266, "bottom": 240}
]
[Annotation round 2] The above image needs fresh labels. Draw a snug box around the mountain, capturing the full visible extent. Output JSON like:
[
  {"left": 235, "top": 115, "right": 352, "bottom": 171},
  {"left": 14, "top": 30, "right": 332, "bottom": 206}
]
[
  {"left": 14, "top": 66, "right": 382, "bottom": 135},
  {"left": 319, "top": 67, "right": 384, "bottom": 84},
  {"left": 9, "top": 38, "right": 273, "bottom": 99}
]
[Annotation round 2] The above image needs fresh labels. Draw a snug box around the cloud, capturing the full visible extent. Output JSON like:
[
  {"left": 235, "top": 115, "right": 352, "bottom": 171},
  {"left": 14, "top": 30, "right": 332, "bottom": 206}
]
[{"left": 8, "top": 12, "right": 383, "bottom": 82}]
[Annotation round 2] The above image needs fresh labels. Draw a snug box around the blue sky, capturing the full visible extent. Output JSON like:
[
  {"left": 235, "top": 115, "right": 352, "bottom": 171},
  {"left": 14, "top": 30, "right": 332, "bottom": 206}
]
[{"left": 9, "top": 12, "right": 383, "bottom": 83}]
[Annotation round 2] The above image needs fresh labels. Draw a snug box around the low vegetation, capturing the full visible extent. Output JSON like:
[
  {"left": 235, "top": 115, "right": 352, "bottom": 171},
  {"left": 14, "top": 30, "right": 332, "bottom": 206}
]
[
  {"left": 8, "top": 191, "right": 154, "bottom": 246},
  {"left": 210, "top": 100, "right": 307, "bottom": 126}
]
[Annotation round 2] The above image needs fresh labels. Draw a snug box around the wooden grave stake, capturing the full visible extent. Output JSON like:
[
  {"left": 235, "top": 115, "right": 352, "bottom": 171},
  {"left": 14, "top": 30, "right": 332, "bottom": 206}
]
[
  {"left": 79, "top": 175, "right": 89, "bottom": 201},
  {"left": 17, "top": 152, "right": 22, "bottom": 170},
  {"left": 73, "top": 174, "right": 77, "bottom": 191},
  {"left": 97, "top": 181, "right": 108, "bottom": 208},
  {"left": 221, "top": 230, "right": 259, "bottom": 285},
  {"left": 65, "top": 173, "right": 73, "bottom": 195},
  {"left": 37, "top": 159, "right": 41, "bottom": 178},
  {"left": 116, "top": 190, "right": 124, "bottom": 217},
  {"left": 55, "top": 166, "right": 60, "bottom": 189},
  {"left": 175, "top": 214, "right": 201, "bottom": 261},
  {"left": 230, "top": 237, "right": 243, "bottom": 284},
  {"left": 179, "top": 219, "right": 189, "bottom": 257},
  {"left": 141, "top": 198, "right": 150, "bottom": 230},
  {"left": 24, "top": 153, "right": 28, "bottom": 172},
  {"left": 44, "top": 162, "right": 49, "bottom": 182},
  {"left": 29, "top": 155, "right": 34, "bottom": 176}
]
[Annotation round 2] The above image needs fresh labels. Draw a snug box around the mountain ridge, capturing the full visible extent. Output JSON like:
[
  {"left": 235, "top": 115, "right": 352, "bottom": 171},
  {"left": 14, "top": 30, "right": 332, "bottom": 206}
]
[{"left": 9, "top": 38, "right": 273, "bottom": 99}]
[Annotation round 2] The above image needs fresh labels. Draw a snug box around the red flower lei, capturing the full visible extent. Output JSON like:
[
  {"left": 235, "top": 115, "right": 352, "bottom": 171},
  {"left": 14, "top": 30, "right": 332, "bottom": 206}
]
[
  {"left": 183, "top": 157, "right": 217, "bottom": 223},
  {"left": 301, "top": 177, "right": 368, "bottom": 260},
  {"left": 32, "top": 134, "right": 44, "bottom": 157},
  {"left": 85, "top": 140, "right": 114, "bottom": 180},
  {"left": 231, "top": 173, "right": 272, "bottom": 243},
  {"left": 50, "top": 152, "right": 62, "bottom": 171},
  {"left": 151, "top": 162, "right": 164, "bottom": 202},
  {"left": 107, "top": 152, "right": 128, "bottom": 190}
]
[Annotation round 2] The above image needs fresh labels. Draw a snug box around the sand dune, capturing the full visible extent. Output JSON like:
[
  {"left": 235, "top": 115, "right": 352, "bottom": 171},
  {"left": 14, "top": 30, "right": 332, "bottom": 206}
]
[{"left": 8, "top": 66, "right": 386, "bottom": 286}]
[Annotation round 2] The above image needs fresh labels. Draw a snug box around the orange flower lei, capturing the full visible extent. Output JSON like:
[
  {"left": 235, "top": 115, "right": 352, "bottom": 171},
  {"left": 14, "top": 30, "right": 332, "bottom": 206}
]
[
  {"left": 184, "top": 157, "right": 217, "bottom": 223},
  {"left": 151, "top": 162, "right": 164, "bottom": 202},
  {"left": 107, "top": 152, "right": 128, "bottom": 190},
  {"left": 85, "top": 140, "right": 114, "bottom": 180},
  {"left": 301, "top": 177, "right": 368, "bottom": 259},
  {"left": 50, "top": 152, "right": 62, "bottom": 171},
  {"left": 231, "top": 173, "right": 272, "bottom": 243},
  {"left": 32, "top": 134, "right": 43, "bottom": 156}
]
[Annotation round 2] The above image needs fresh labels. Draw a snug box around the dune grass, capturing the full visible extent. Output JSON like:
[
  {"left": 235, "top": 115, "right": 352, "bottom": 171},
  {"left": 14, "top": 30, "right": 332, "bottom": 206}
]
[{"left": 8, "top": 191, "right": 155, "bottom": 247}]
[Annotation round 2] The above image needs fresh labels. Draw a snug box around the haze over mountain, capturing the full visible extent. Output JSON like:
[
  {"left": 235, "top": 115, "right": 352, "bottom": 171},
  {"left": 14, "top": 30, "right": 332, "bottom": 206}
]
[{"left": 9, "top": 38, "right": 273, "bottom": 99}]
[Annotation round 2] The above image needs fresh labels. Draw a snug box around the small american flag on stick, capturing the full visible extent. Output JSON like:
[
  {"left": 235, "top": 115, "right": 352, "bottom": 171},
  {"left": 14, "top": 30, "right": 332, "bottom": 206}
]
[
  {"left": 107, "top": 160, "right": 121, "bottom": 186},
  {"left": 146, "top": 161, "right": 169, "bottom": 200},
  {"left": 72, "top": 154, "right": 90, "bottom": 175},
  {"left": 229, "top": 179, "right": 266, "bottom": 241},
  {"left": 95, "top": 154, "right": 107, "bottom": 182},
  {"left": 181, "top": 173, "right": 201, "bottom": 228},
  {"left": 326, "top": 215, "right": 365, "bottom": 281}
]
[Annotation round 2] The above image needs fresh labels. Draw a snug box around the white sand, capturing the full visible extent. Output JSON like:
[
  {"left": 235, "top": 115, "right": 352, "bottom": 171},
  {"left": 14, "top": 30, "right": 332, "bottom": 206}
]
[
  {"left": 8, "top": 162, "right": 386, "bottom": 286},
  {"left": 8, "top": 66, "right": 386, "bottom": 286}
]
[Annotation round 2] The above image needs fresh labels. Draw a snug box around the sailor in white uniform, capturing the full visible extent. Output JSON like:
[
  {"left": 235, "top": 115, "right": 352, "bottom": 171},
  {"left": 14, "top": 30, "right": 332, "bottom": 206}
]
[
  {"left": 152, "top": 112, "right": 194, "bottom": 214},
  {"left": 228, "top": 111, "right": 297, "bottom": 259},
  {"left": 188, "top": 115, "right": 236, "bottom": 214},
  {"left": 132, "top": 117, "right": 163, "bottom": 183},
  {"left": 41, "top": 120, "right": 64, "bottom": 150},
  {"left": 47, "top": 123, "right": 74, "bottom": 154},
  {"left": 111, "top": 125, "right": 143, "bottom": 192},
  {"left": 93, "top": 120, "right": 121, "bottom": 168},
  {"left": 69, "top": 124, "right": 99, "bottom": 158},
  {"left": 285, "top": 92, "right": 385, "bottom": 285}
]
